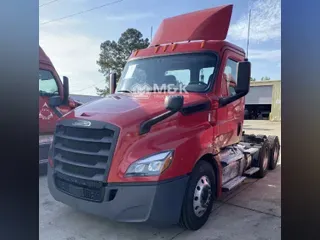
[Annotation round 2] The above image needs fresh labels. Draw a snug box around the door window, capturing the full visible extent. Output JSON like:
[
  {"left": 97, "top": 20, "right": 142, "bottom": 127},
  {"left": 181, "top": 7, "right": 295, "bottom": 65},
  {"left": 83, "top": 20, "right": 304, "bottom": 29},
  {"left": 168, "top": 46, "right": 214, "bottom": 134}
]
[
  {"left": 223, "top": 59, "right": 238, "bottom": 96},
  {"left": 39, "top": 70, "right": 59, "bottom": 96},
  {"left": 224, "top": 59, "right": 237, "bottom": 83},
  {"left": 228, "top": 85, "right": 237, "bottom": 96}
]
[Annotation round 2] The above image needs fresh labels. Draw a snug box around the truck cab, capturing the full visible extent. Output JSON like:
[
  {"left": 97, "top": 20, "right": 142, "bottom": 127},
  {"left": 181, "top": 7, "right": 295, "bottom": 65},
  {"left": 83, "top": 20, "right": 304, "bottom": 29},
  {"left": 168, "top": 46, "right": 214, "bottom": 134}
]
[
  {"left": 39, "top": 46, "right": 80, "bottom": 134},
  {"left": 39, "top": 46, "right": 81, "bottom": 167},
  {"left": 47, "top": 5, "right": 280, "bottom": 230}
]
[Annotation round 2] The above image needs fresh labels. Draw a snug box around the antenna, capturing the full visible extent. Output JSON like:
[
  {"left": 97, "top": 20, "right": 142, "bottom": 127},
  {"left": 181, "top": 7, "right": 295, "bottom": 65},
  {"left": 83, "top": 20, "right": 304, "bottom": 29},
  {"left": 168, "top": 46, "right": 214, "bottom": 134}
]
[{"left": 246, "top": 9, "right": 251, "bottom": 59}]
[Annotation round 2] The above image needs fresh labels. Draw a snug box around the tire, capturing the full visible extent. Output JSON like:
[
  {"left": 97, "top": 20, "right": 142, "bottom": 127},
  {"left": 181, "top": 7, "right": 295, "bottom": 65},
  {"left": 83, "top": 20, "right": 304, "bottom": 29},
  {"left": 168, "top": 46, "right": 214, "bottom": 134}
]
[
  {"left": 179, "top": 160, "right": 216, "bottom": 231},
  {"left": 39, "top": 162, "right": 48, "bottom": 176},
  {"left": 255, "top": 140, "right": 270, "bottom": 178},
  {"left": 244, "top": 110, "right": 249, "bottom": 119},
  {"left": 268, "top": 136, "right": 280, "bottom": 170}
]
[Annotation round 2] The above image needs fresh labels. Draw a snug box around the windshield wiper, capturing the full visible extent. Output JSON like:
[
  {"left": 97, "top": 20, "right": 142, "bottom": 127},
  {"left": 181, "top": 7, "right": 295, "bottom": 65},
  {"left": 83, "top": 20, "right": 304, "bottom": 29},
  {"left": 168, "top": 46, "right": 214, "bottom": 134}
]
[
  {"left": 39, "top": 90, "right": 58, "bottom": 97},
  {"left": 116, "top": 90, "right": 132, "bottom": 93}
]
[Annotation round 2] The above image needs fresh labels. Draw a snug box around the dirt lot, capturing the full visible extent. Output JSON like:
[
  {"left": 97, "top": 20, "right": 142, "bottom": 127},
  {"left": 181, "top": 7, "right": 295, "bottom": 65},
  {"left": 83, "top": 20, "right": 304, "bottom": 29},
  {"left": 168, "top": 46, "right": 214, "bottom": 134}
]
[{"left": 39, "top": 120, "right": 281, "bottom": 240}]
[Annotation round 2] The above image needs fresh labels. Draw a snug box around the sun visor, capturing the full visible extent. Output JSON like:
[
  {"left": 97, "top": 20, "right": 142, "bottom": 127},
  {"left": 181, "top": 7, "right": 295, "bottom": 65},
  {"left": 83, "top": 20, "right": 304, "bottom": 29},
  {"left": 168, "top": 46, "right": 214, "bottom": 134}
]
[{"left": 150, "top": 5, "right": 233, "bottom": 46}]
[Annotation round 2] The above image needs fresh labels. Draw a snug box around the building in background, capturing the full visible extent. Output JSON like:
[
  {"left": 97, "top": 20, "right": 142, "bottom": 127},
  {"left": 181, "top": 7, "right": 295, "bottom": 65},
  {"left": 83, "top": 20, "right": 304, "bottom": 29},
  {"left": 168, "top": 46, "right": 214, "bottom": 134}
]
[{"left": 245, "top": 80, "right": 281, "bottom": 121}]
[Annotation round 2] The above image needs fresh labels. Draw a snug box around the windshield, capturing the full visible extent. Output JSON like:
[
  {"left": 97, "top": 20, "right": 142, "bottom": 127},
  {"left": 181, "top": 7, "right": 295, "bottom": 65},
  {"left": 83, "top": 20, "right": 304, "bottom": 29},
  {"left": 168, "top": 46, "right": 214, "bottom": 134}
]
[
  {"left": 39, "top": 69, "right": 59, "bottom": 97},
  {"left": 116, "top": 53, "right": 217, "bottom": 93}
]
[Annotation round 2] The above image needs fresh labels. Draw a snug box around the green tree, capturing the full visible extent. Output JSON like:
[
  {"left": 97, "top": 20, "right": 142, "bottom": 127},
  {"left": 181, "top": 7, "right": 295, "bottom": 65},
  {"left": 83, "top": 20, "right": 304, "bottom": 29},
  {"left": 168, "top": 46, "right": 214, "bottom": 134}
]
[
  {"left": 250, "top": 77, "right": 256, "bottom": 81},
  {"left": 261, "top": 76, "right": 271, "bottom": 81},
  {"left": 96, "top": 28, "right": 150, "bottom": 96}
]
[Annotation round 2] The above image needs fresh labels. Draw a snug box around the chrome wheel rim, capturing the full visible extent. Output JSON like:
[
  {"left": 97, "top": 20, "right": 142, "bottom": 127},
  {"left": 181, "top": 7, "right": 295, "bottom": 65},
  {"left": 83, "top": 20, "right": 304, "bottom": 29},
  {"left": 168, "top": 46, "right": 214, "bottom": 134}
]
[
  {"left": 263, "top": 154, "right": 268, "bottom": 170},
  {"left": 273, "top": 146, "right": 279, "bottom": 163},
  {"left": 193, "top": 175, "right": 212, "bottom": 217}
]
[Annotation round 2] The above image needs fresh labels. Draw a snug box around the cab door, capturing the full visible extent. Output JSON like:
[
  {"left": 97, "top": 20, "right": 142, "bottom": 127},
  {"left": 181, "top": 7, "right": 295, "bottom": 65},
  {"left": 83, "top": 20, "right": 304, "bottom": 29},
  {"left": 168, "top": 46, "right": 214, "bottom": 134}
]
[{"left": 214, "top": 49, "right": 245, "bottom": 146}]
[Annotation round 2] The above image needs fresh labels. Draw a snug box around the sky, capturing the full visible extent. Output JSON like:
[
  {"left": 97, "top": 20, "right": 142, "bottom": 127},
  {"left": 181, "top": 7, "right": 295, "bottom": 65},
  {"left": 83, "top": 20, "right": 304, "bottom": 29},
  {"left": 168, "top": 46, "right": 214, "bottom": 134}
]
[{"left": 39, "top": 0, "right": 281, "bottom": 96}]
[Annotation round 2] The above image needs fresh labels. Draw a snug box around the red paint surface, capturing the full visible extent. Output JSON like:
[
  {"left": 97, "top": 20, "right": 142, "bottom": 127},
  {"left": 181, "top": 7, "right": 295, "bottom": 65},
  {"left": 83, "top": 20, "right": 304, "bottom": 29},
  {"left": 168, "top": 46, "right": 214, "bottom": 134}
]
[{"left": 150, "top": 5, "right": 233, "bottom": 46}]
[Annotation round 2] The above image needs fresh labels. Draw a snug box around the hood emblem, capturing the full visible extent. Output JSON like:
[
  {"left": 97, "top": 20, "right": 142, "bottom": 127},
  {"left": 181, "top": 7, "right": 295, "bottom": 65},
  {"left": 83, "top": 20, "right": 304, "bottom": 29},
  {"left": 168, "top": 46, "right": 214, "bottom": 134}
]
[{"left": 72, "top": 120, "right": 92, "bottom": 127}]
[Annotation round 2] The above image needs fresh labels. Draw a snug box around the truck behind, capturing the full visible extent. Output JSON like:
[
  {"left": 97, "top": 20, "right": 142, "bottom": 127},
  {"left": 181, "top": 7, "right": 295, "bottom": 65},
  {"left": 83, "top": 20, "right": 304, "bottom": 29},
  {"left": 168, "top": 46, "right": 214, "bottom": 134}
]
[{"left": 39, "top": 46, "right": 81, "bottom": 170}]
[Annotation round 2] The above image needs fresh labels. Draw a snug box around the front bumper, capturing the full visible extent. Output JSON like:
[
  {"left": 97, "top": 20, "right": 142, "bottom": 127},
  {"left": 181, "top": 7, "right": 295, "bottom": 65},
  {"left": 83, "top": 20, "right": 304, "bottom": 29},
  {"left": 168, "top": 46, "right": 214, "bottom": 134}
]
[
  {"left": 47, "top": 166, "right": 189, "bottom": 225},
  {"left": 39, "top": 135, "right": 53, "bottom": 165},
  {"left": 39, "top": 143, "right": 50, "bottom": 165}
]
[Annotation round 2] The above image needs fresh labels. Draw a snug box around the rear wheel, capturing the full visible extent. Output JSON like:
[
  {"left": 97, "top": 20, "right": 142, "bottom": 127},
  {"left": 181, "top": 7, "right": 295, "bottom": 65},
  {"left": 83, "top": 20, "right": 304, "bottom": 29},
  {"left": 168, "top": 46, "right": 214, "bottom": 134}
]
[
  {"left": 179, "top": 160, "right": 216, "bottom": 230},
  {"left": 268, "top": 136, "right": 280, "bottom": 170},
  {"left": 255, "top": 140, "right": 270, "bottom": 178}
]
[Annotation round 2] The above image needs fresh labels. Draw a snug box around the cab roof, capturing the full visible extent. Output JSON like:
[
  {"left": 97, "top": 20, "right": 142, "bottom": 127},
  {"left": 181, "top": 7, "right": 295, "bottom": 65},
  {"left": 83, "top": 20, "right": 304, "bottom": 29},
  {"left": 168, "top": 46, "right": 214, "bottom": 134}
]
[
  {"left": 129, "top": 5, "right": 245, "bottom": 60},
  {"left": 39, "top": 46, "right": 53, "bottom": 65},
  {"left": 129, "top": 40, "right": 245, "bottom": 60}
]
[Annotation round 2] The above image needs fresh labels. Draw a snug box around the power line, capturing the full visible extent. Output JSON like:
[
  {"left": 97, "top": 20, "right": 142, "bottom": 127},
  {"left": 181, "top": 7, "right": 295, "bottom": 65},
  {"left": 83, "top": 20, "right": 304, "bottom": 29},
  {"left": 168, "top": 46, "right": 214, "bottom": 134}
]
[
  {"left": 74, "top": 79, "right": 107, "bottom": 93},
  {"left": 39, "top": 0, "right": 61, "bottom": 8},
  {"left": 40, "top": 0, "right": 124, "bottom": 25}
]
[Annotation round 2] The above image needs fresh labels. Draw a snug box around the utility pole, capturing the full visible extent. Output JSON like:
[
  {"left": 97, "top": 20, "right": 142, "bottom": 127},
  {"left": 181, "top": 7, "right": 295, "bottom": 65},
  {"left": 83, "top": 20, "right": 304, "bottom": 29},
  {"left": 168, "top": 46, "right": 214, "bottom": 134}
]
[
  {"left": 246, "top": 9, "right": 251, "bottom": 59},
  {"left": 150, "top": 26, "right": 153, "bottom": 42}
]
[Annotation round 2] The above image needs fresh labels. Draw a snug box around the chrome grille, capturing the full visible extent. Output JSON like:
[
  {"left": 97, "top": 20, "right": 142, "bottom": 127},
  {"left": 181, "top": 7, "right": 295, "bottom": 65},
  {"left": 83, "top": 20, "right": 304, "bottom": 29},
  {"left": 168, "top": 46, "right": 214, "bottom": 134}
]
[{"left": 53, "top": 119, "right": 120, "bottom": 183}]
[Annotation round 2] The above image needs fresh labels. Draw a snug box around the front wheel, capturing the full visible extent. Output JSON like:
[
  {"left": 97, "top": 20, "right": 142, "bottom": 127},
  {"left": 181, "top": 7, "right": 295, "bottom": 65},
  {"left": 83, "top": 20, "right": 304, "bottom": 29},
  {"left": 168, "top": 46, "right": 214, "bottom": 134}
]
[{"left": 179, "top": 160, "right": 216, "bottom": 230}]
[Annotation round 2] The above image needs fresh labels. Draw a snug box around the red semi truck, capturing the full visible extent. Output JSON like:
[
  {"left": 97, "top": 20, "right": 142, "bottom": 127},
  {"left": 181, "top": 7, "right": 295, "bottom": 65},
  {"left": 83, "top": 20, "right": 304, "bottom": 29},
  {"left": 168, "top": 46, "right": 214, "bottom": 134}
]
[
  {"left": 47, "top": 5, "right": 280, "bottom": 230},
  {"left": 39, "top": 46, "right": 80, "bottom": 167}
]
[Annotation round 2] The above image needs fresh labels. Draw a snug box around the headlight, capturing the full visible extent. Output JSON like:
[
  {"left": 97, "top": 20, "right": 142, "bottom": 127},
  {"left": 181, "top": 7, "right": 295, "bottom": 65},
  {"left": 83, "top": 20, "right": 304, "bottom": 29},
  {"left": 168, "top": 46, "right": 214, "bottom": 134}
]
[{"left": 125, "top": 151, "right": 174, "bottom": 177}]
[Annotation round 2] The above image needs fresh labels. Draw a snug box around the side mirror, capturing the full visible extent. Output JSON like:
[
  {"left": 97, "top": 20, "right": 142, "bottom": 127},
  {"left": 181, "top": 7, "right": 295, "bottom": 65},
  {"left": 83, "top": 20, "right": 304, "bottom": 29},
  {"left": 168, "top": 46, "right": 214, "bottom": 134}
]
[
  {"left": 49, "top": 96, "right": 63, "bottom": 107},
  {"left": 109, "top": 72, "right": 117, "bottom": 94},
  {"left": 164, "top": 95, "right": 184, "bottom": 112},
  {"left": 63, "top": 76, "right": 69, "bottom": 103},
  {"left": 139, "top": 95, "right": 184, "bottom": 135},
  {"left": 235, "top": 61, "right": 251, "bottom": 94},
  {"left": 219, "top": 61, "right": 251, "bottom": 107}
]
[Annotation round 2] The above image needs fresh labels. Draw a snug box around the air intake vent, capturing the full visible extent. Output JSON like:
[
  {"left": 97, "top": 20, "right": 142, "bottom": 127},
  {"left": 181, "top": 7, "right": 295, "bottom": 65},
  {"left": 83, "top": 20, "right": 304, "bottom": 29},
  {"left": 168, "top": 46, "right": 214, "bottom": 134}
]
[{"left": 52, "top": 119, "right": 120, "bottom": 202}]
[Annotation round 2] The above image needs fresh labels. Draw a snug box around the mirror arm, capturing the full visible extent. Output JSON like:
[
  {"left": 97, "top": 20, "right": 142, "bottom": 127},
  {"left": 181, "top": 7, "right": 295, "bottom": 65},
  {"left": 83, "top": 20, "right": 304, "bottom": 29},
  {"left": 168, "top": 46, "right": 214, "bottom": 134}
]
[
  {"left": 139, "top": 95, "right": 184, "bottom": 135},
  {"left": 62, "top": 96, "right": 68, "bottom": 105},
  {"left": 219, "top": 90, "right": 248, "bottom": 107},
  {"left": 48, "top": 96, "right": 63, "bottom": 108},
  {"left": 139, "top": 110, "right": 175, "bottom": 135},
  {"left": 236, "top": 89, "right": 249, "bottom": 97}
]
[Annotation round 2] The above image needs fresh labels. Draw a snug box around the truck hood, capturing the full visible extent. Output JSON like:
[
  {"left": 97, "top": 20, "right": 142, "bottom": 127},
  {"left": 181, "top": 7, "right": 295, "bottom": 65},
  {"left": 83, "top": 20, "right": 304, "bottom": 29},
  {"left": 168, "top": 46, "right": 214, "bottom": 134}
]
[{"left": 67, "top": 93, "right": 209, "bottom": 128}]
